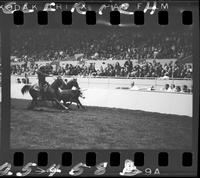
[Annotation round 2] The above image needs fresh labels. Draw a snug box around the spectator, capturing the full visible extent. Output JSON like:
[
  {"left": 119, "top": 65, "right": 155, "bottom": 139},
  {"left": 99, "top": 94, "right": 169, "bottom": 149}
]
[
  {"left": 124, "top": 59, "right": 133, "bottom": 77},
  {"left": 175, "top": 86, "right": 181, "bottom": 92},
  {"left": 160, "top": 84, "right": 170, "bottom": 92},
  {"left": 168, "top": 84, "right": 176, "bottom": 92},
  {"left": 17, "top": 78, "right": 21, "bottom": 83},
  {"left": 114, "top": 62, "right": 121, "bottom": 77},
  {"left": 182, "top": 85, "right": 189, "bottom": 93}
]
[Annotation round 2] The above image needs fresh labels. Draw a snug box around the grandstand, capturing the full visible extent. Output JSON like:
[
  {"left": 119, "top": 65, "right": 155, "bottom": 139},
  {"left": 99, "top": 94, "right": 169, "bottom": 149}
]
[{"left": 11, "top": 27, "right": 192, "bottom": 81}]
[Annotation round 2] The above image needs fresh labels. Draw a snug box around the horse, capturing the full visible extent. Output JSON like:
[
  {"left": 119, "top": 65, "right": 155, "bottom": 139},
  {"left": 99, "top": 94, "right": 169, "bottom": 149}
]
[
  {"left": 58, "top": 89, "right": 85, "bottom": 109},
  {"left": 58, "top": 78, "right": 85, "bottom": 109},
  {"left": 21, "top": 77, "right": 68, "bottom": 110},
  {"left": 60, "top": 78, "right": 80, "bottom": 90}
]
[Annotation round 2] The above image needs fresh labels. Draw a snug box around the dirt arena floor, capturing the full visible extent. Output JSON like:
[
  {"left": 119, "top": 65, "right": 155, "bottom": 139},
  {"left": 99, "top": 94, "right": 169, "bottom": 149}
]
[{"left": 9, "top": 99, "right": 192, "bottom": 149}]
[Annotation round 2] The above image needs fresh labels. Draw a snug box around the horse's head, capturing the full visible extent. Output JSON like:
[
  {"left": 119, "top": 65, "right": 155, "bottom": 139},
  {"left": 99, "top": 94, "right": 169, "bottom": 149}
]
[
  {"left": 75, "top": 89, "right": 85, "bottom": 99},
  {"left": 79, "top": 90, "right": 85, "bottom": 99},
  {"left": 54, "top": 76, "right": 65, "bottom": 88},
  {"left": 60, "top": 78, "right": 80, "bottom": 90},
  {"left": 72, "top": 78, "right": 80, "bottom": 89}
]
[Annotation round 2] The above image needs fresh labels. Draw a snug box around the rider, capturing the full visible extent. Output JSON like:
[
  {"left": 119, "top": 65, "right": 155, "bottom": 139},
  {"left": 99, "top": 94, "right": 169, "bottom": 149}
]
[
  {"left": 24, "top": 73, "right": 29, "bottom": 84},
  {"left": 37, "top": 65, "right": 49, "bottom": 100}
]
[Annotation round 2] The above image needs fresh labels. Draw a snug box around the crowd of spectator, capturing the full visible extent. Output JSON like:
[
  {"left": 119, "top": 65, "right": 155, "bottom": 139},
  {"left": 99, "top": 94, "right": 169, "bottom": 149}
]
[
  {"left": 128, "top": 81, "right": 192, "bottom": 93},
  {"left": 160, "top": 83, "right": 192, "bottom": 93},
  {"left": 11, "top": 28, "right": 192, "bottom": 63},
  {"left": 11, "top": 59, "right": 192, "bottom": 79},
  {"left": 10, "top": 28, "right": 192, "bottom": 79}
]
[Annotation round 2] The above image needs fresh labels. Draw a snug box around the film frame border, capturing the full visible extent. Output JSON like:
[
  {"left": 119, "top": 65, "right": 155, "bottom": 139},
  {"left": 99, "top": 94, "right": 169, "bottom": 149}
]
[{"left": 0, "top": 0, "right": 199, "bottom": 176}]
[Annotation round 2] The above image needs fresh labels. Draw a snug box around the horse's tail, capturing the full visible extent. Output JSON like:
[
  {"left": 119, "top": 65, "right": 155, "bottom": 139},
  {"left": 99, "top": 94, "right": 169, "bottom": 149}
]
[{"left": 21, "top": 85, "right": 31, "bottom": 95}]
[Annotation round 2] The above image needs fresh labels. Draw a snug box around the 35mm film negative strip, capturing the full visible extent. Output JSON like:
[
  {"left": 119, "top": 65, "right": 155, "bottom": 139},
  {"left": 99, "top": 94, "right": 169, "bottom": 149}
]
[{"left": 0, "top": 0, "right": 199, "bottom": 177}]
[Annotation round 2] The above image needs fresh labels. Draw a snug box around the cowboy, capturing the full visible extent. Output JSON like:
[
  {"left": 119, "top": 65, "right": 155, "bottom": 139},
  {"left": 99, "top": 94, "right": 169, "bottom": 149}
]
[
  {"left": 37, "top": 65, "right": 49, "bottom": 100},
  {"left": 24, "top": 73, "right": 30, "bottom": 84}
]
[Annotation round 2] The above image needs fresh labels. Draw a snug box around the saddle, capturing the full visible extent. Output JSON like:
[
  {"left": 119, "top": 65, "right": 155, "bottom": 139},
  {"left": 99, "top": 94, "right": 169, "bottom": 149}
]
[{"left": 33, "top": 83, "right": 49, "bottom": 92}]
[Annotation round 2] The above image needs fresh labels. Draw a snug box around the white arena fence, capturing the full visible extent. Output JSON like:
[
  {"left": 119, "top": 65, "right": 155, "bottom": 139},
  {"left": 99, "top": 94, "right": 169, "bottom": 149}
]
[
  {"left": 10, "top": 75, "right": 192, "bottom": 90},
  {"left": 8, "top": 75, "right": 193, "bottom": 117}
]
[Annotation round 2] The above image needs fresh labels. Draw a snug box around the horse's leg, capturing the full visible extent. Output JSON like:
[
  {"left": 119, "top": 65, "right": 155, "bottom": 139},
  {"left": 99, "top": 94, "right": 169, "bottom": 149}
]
[
  {"left": 51, "top": 100, "right": 59, "bottom": 108},
  {"left": 63, "top": 101, "right": 73, "bottom": 110},
  {"left": 76, "top": 101, "right": 80, "bottom": 109},
  {"left": 51, "top": 101, "right": 55, "bottom": 107},
  {"left": 49, "top": 98, "right": 61, "bottom": 109},
  {"left": 32, "top": 99, "right": 38, "bottom": 108},
  {"left": 64, "top": 102, "right": 72, "bottom": 107},
  {"left": 54, "top": 98, "right": 69, "bottom": 111},
  {"left": 30, "top": 95, "right": 39, "bottom": 109},
  {"left": 27, "top": 89, "right": 39, "bottom": 109},
  {"left": 77, "top": 99, "right": 85, "bottom": 109},
  {"left": 33, "top": 92, "right": 38, "bottom": 108},
  {"left": 27, "top": 91, "right": 35, "bottom": 109},
  {"left": 63, "top": 100, "right": 67, "bottom": 107},
  {"left": 55, "top": 101, "right": 63, "bottom": 109},
  {"left": 27, "top": 99, "right": 34, "bottom": 109},
  {"left": 34, "top": 98, "right": 38, "bottom": 107}
]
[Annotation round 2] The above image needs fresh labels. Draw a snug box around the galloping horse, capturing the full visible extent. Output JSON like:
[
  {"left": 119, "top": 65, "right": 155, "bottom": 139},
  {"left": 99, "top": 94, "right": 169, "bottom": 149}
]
[
  {"left": 21, "top": 77, "right": 68, "bottom": 110},
  {"left": 58, "top": 89, "right": 85, "bottom": 109},
  {"left": 58, "top": 78, "right": 85, "bottom": 109}
]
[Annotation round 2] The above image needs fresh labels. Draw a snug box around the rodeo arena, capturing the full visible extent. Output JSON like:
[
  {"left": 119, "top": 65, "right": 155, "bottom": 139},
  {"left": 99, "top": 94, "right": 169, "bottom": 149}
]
[{"left": 7, "top": 25, "right": 193, "bottom": 149}]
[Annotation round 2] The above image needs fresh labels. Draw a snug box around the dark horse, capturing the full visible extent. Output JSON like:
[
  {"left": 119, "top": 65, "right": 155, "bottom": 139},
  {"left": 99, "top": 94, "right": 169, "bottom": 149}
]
[
  {"left": 58, "top": 78, "right": 85, "bottom": 109},
  {"left": 58, "top": 89, "right": 85, "bottom": 109},
  {"left": 21, "top": 77, "right": 68, "bottom": 110}
]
